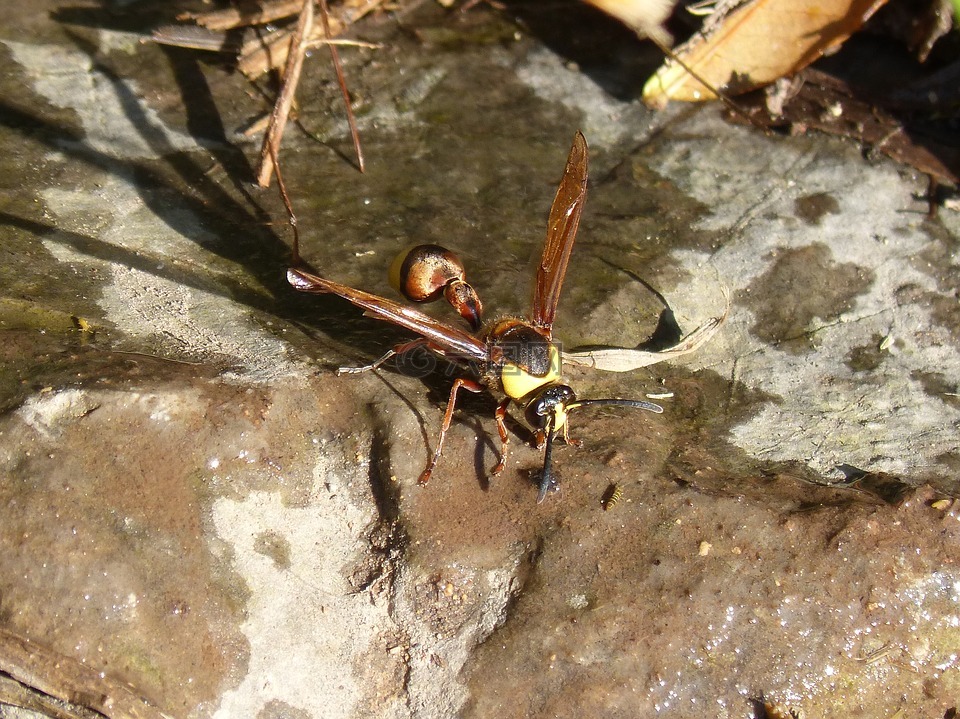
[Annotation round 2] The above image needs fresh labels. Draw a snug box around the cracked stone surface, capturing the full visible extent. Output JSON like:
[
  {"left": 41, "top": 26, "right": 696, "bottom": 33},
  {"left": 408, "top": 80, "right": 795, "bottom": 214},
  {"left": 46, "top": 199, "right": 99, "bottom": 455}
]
[{"left": 0, "top": 1, "right": 958, "bottom": 718}]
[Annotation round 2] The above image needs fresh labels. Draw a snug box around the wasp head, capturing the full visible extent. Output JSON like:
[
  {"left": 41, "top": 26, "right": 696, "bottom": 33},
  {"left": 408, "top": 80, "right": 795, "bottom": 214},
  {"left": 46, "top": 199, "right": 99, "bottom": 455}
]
[{"left": 525, "top": 386, "right": 664, "bottom": 504}]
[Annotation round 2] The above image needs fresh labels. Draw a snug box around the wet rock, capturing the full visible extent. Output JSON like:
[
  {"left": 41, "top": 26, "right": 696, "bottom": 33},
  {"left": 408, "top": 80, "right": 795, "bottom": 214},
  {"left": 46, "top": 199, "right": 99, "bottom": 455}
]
[{"left": 0, "top": 1, "right": 958, "bottom": 718}]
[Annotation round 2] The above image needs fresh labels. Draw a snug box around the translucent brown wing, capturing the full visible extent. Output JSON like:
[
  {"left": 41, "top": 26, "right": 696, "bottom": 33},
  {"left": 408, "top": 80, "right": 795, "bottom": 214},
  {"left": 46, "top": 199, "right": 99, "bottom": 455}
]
[
  {"left": 288, "top": 268, "right": 489, "bottom": 364},
  {"left": 531, "top": 131, "right": 589, "bottom": 333}
]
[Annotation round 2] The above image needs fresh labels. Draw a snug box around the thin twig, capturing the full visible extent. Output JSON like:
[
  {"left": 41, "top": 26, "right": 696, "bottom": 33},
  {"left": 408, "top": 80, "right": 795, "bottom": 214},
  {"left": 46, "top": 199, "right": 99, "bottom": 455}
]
[
  {"left": 317, "top": 0, "right": 365, "bottom": 172},
  {"left": 650, "top": 37, "right": 769, "bottom": 133},
  {"left": 0, "top": 626, "right": 169, "bottom": 719},
  {"left": 256, "top": 0, "right": 314, "bottom": 187},
  {"left": 306, "top": 37, "right": 383, "bottom": 50},
  {"left": 271, "top": 145, "right": 302, "bottom": 266},
  {"left": 178, "top": 0, "right": 304, "bottom": 30}
]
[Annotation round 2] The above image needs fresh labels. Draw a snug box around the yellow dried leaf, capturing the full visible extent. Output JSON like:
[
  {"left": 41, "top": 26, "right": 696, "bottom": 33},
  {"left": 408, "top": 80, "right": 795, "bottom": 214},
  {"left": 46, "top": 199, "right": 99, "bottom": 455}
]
[
  {"left": 582, "top": 0, "right": 675, "bottom": 44},
  {"left": 643, "top": 0, "right": 889, "bottom": 107}
]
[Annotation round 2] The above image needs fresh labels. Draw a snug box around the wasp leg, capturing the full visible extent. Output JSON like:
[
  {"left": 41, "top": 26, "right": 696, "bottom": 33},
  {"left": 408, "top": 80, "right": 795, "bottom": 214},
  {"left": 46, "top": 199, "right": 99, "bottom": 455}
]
[
  {"left": 560, "top": 422, "right": 582, "bottom": 448},
  {"left": 492, "top": 398, "right": 511, "bottom": 475},
  {"left": 337, "top": 338, "right": 428, "bottom": 375},
  {"left": 419, "top": 376, "right": 484, "bottom": 485}
]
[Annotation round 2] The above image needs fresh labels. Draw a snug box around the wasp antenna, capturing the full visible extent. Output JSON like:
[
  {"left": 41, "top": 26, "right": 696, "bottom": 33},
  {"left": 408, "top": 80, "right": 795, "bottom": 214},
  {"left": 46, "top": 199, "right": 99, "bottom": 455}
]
[{"left": 567, "top": 398, "right": 664, "bottom": 414}]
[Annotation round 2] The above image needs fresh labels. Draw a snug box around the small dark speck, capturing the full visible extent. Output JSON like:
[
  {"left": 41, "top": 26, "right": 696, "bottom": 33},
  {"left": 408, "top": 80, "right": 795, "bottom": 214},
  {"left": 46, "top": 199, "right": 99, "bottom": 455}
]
[
  {"left": 846, "top": 337, "right": 886, "bottom": 372},
  {"left": 794, "top": 192, "right": 840, "bottom": 225},
  {"left": 254, "top": 530, "right": 292, "bottom": 570}
]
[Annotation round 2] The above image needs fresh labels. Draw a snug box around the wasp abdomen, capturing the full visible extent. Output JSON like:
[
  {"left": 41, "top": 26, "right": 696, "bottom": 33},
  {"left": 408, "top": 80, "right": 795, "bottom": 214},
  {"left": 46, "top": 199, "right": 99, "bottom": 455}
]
[
  {"left": 389, "top": 244, "right": 483, "bottom": 330},
  {"left": 602, "top": 483, "right": 623, "bottom": 511},
  {"left": 389, "top": 244, "right": 463, "bottom": 302}
]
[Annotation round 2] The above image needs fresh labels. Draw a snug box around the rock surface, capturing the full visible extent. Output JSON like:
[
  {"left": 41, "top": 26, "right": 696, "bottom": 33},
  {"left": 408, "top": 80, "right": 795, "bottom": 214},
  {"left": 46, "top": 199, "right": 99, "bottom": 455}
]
[{"left": 0, "top": 2, "right": 958, "bottom": 718}]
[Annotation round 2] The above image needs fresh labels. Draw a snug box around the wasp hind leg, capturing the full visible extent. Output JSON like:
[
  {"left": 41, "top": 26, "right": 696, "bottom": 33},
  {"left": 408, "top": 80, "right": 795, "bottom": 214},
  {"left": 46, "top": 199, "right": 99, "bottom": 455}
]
[
  {"left": 337, "top": 338, "right": 428, "bottom": 375},
  {"left": 418, "top": 376, "right": 484, "bottom": 485}
]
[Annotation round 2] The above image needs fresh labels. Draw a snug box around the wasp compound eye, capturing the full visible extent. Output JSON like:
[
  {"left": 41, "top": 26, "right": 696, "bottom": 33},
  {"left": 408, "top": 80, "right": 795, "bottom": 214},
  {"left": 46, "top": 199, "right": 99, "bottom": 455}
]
[
  {"left": 524, "top": 384, "right": 576, "bottom": 428},
  {"left": 388, "top": 244, "right": 483, "bottom": 330}
]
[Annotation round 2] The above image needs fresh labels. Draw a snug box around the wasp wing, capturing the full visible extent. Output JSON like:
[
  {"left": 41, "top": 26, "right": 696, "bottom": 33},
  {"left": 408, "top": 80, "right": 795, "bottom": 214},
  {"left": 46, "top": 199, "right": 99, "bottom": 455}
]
[
  {"left": 288, "top": 268, "right": 489, "bottom": 364},
  {"left": 531, "top": 131, "right": 589, "bottom": 334}
]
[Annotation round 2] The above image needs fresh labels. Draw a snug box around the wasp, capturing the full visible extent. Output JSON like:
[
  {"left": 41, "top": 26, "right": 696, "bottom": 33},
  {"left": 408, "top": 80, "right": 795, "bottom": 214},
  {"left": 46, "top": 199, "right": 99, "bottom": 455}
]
[
  {"left": 288, "top": 132, "right": 666, "bottom": 502},
  {"left": 602, "top": 483, "right": 623, "bottom": 511}
]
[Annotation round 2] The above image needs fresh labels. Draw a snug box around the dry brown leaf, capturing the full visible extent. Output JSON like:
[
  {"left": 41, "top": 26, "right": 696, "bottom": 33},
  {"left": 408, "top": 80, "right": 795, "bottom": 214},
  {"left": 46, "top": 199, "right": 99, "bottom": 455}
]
[
  {"left": 581, "top": 0, "right": 676, "bottom": 44},
  {"left": 736, "top": 68, "right": 960, "bottom": 185},
  {"left": 643, "top": 0, "right": 890, "bottom": 107}
]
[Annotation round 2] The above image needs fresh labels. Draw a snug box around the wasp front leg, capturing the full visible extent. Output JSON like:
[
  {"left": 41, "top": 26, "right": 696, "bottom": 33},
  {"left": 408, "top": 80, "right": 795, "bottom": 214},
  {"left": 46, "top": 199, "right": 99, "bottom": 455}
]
[
  {"left": 532, "top": 421, "right": 580, "bottom": 450},
  {"left": 560, "top": 421, "right": 582, "bottom": 448},
  {"left": 419, "top": 376, "right": 484, "bottom": 485},
  {"left": 491, "top": 398, "right": 511, "bottom": 476}
]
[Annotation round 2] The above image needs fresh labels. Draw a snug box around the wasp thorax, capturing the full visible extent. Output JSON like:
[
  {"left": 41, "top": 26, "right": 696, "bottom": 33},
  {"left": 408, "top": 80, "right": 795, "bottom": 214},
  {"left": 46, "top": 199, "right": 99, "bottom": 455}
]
[
  {"left": 493, "top": 323, "right": 555, "bottom": 375},
  {"left": 492, "top": 322, "right": 563, "bottom": 401},
  {"left": 389, "top": 244, "right": 483, "bottom": 330}
]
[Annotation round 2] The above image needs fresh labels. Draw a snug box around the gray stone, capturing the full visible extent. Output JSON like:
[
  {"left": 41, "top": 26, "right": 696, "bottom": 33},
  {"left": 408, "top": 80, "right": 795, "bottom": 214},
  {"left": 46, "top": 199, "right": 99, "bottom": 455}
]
[{"left": 0, "top": 2, "right": 957, "bottom": 718}]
